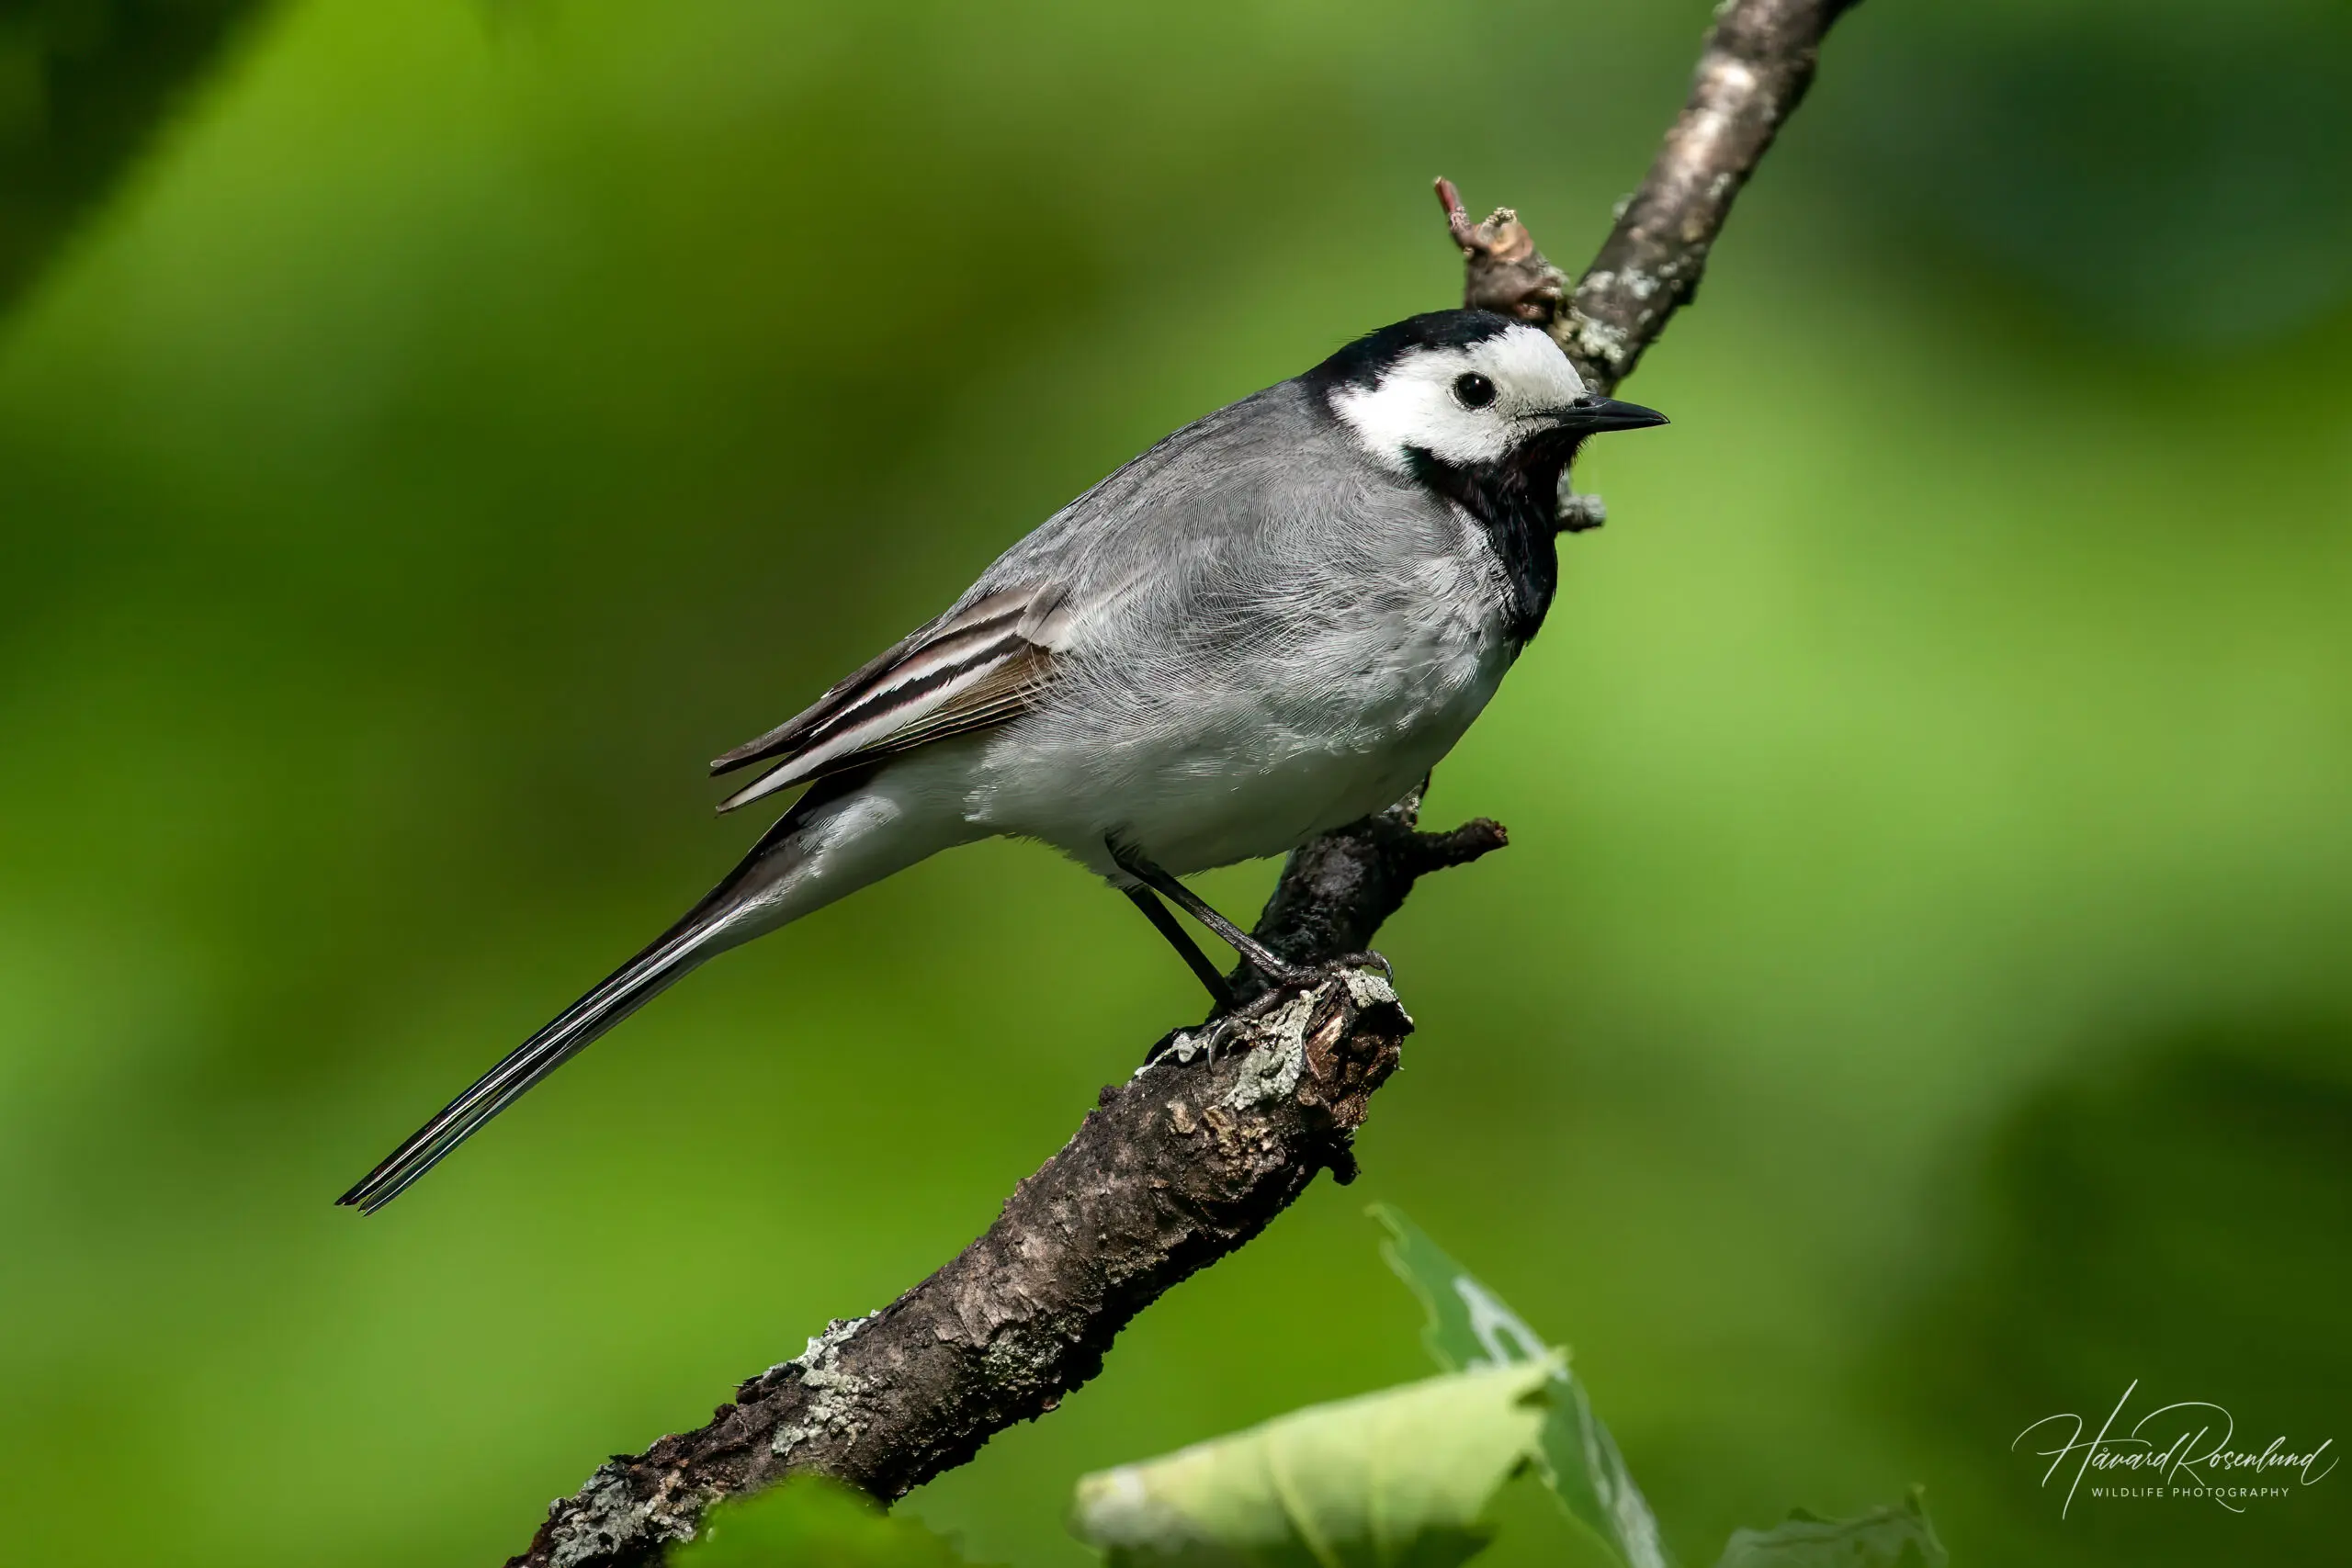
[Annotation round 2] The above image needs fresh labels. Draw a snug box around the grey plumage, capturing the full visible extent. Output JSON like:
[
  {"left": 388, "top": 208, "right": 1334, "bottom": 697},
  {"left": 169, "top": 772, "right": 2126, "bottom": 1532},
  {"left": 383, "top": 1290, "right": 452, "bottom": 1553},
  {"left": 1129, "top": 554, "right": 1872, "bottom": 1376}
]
[{"left": 339, "top": 310, "right": 1664, "bottom": 1213}]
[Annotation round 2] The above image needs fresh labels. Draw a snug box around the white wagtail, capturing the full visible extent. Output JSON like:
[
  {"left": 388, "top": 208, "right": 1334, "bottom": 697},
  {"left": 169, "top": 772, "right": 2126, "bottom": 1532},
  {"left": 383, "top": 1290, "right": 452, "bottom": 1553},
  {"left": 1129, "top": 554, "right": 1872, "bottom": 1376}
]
[{"left": 340, "top": 309, "right": 1665, "bottom": 1211}]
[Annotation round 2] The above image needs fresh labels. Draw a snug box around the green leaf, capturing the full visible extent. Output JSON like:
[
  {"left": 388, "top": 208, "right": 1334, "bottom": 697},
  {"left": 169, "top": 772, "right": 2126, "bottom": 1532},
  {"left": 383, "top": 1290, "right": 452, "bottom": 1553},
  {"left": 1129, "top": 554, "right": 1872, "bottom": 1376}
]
[
  {"left": 1071, "top": 1362, "right": 1554, "bottom": 1568},
  {"left": 1369, "top": 1204, "right": 1672, "bottom": 1568},
  {"left": 1712, "top": 1488, "right": 1947, "bottom": 1568},
  {"left": 673, "top": 1474, "right": 982, "bottom": 1567}
]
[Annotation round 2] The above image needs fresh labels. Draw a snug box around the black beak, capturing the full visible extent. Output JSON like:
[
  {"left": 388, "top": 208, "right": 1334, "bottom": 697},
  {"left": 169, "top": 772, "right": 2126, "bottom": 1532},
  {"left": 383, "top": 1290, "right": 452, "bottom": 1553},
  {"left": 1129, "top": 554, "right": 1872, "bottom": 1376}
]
[{"left": 1559, "top": 395, "right": 1668, "bottom": 433}]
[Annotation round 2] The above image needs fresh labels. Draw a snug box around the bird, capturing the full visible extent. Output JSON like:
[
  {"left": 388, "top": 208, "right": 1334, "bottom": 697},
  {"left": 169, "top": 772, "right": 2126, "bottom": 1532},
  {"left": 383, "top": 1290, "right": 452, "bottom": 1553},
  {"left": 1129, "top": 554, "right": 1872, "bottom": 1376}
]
[{"left": 338, "top": 308, "right": 1665, "bottom": 1213}]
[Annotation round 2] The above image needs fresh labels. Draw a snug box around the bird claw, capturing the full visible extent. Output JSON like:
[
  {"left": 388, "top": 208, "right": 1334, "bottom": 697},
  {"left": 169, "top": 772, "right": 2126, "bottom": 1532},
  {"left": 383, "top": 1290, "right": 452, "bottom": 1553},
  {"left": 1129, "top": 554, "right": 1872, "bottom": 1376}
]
[
  {"left": 1227, "top": 950, "right": 1392, "bottom": 1020},
  {"left": 1144, "top": 1025, "right": 1215, "bottom": 1066},
  {"left": 1147, "top": 952, "right": 1398, "bottom": 1071}
]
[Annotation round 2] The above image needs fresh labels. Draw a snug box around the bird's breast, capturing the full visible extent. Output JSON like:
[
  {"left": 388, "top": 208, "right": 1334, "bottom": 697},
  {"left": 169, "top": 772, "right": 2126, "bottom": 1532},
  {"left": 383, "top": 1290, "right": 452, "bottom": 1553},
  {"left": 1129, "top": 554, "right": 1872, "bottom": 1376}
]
[{"left": 965, "top": 531, "right": 1519, "bottom": 875}]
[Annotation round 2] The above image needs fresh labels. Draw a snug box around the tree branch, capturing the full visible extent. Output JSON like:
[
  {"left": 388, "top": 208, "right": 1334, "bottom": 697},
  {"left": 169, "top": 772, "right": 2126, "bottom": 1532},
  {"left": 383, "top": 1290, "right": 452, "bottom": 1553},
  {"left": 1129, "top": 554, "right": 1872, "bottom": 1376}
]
[
  {"left": 1437, "top": 0, "right": 1860, "bottom": 394},
  {"left": 528, "top": 969, "right": 1415, "bottom": 1566},
  {"left": 510, "top": 4, "right": 1860, "bottom": 1562}
]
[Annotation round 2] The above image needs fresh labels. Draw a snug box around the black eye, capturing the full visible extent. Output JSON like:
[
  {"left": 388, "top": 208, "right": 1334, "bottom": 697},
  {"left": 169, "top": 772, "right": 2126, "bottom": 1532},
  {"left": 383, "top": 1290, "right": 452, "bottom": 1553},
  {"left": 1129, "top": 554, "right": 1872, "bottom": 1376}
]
[{"left": 1452, "top": 372, "right": 1498, "bottom": 409}]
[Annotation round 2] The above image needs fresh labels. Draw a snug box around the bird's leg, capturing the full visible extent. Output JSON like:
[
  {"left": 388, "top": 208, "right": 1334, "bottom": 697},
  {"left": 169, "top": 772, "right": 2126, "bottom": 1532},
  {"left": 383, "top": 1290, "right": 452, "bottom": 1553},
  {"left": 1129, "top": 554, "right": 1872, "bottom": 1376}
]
[
  {"left": 1108, "top": 840, "right": 1310, "bottom": 990},
  {"left": 1122, "top": 886, "right": 1238, "bottom": 1011}
]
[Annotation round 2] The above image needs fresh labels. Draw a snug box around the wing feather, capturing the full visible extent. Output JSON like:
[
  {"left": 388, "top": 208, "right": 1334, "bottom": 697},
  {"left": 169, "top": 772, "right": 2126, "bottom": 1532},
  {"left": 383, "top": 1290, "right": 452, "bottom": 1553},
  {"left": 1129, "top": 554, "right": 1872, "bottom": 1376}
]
[{"left": 711, "top": 583, "right": 1063, "bottom": 813}]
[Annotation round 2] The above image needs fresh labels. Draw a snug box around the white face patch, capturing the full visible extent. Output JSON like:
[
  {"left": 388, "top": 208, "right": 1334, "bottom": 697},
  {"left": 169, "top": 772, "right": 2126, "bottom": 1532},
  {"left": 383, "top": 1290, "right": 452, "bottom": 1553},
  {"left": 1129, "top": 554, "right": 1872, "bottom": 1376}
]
[{"left": 1329, "top": 322, "right": 1590, "bottom": 474}]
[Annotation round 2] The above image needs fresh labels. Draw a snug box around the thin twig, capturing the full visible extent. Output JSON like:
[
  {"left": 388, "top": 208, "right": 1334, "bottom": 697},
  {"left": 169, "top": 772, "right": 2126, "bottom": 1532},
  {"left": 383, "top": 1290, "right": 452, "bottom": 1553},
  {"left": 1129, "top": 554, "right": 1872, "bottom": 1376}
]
[
  {"left": 1432, "top": 1, "right": 1857, "bottom": 392},
  {"left": 1564, "top": 0, "right": 1860, "bottom": 392},
  {"left": 1433, "top": 176, "right": 1568, "bottom": 326}
]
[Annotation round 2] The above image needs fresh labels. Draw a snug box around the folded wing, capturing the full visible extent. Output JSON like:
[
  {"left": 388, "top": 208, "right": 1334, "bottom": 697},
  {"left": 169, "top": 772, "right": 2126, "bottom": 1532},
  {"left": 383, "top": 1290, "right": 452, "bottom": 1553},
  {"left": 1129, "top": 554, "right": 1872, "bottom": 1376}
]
[{"left": 710, "top": 581, "right": 1069, "bottom": 812}]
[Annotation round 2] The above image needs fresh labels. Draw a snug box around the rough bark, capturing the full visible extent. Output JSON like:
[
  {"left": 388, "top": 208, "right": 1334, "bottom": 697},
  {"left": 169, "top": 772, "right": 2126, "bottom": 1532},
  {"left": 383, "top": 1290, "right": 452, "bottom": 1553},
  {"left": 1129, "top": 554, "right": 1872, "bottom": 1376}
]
[
  {"left": 1441, "top": 0, "right": 1860, "bottom": 395},
  {"left": 510, "top": 797, "right": 1486, "bottom": 1568},
  {"left": 526, "top": 970, "right": 1412, "bottom": 1566},
  {"left": 511, "top": 3, "right": 1862, "bottom": 1562}
]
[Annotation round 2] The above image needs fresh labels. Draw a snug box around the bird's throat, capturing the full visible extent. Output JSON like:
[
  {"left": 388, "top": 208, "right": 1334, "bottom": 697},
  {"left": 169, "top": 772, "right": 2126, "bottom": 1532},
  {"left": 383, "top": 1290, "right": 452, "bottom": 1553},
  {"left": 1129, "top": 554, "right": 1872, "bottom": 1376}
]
[{"left": 1405, "top": 439, "right": 1577, "bottom": 643}]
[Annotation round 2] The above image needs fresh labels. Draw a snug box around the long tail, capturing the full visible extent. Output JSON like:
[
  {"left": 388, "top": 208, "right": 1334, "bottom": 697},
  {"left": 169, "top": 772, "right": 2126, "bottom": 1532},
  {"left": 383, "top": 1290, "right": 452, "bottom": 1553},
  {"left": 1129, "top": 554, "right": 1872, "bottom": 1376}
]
[
  {"left": 339, "top": 776, "right": 913, "bottom": 1213},
  {"left": 335, "top": 897, "right": 729, "bottom": 1213}
]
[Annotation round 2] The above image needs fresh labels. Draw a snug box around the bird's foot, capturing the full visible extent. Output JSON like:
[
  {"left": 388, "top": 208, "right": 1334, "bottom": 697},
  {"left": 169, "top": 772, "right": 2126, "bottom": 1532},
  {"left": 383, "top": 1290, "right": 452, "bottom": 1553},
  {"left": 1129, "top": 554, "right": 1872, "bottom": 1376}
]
[
  {"left": 1148, "top": 953, "right": 1397, "bottom": 1071},
  {"left": 1144, "top": 1025, "right": 1209, "bottom": 1066},
  {"left": 1223, "top": 949, "right": 1390, "bottom": 1023},
  {"left": 1233, "top": 943, "right": 1312, "bottom": 991}
]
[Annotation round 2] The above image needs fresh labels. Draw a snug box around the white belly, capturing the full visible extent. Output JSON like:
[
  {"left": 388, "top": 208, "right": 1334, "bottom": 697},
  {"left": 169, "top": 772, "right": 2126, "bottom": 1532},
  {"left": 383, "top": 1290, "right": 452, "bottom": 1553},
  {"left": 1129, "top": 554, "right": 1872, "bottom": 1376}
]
[{"left": 962, "top": 592, "right": 1516, "bottom": 877}]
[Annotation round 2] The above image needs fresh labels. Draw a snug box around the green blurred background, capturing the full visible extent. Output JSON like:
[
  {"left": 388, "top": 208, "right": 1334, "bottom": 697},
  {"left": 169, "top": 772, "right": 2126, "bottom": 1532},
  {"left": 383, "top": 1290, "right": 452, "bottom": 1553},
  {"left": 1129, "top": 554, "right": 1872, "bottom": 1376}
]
[{"left": 2, "top": 0, "right": 2346, "bottom": 1563}]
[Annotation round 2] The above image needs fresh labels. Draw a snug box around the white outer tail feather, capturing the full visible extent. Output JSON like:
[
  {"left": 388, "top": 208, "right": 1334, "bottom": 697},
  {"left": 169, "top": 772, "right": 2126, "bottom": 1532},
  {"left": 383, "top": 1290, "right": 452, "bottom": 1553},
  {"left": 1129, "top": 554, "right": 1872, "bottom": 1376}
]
[{"left": 338, "top": 770, "right": 974, "bottom": 1213}]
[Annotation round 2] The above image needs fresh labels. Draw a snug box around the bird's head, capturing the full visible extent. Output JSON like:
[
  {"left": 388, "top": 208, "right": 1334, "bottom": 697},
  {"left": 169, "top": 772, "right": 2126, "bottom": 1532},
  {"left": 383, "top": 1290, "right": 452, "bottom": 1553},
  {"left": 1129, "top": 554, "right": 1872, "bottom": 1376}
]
[{"left": 1306, "top": 309, "right": 1666, "bottom": 502}]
